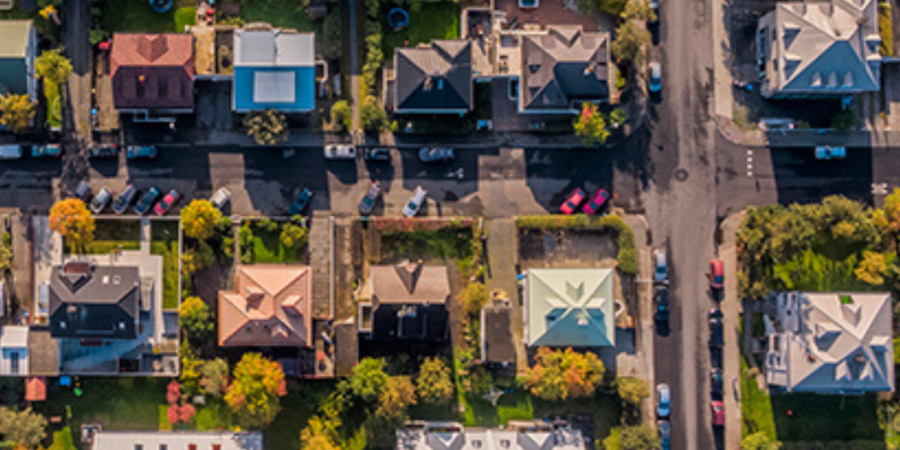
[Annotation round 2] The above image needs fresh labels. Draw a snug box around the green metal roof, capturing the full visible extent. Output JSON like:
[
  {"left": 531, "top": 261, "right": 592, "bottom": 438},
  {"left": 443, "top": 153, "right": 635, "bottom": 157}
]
[
  {"left": 526, "top": 268, "right": 615, "bottom": 347},
  {"left": 0, "top": 20, "right": 32, "bottom": 59}
]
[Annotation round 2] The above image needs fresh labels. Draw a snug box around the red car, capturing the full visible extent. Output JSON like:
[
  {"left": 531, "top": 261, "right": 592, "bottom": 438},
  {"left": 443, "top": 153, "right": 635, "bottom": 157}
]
[
  {"left": 710, "top": 401, "right": 725, "bottom": 427},
  {"left": 560, "top": 188, "right": 586, "bottom": 215},
  {"left": 710, "top": 259, "right": 724, "bottom": 290},
  {"left": 583, "top": 188, "right": 610, "bottom": 215},
  {"left": 154, "top": 189, "right": 181, "bottom": 216}
]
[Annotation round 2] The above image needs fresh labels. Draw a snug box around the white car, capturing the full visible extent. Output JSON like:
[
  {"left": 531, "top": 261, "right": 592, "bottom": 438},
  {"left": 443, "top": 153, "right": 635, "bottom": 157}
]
[
  {"left": 89, "top": 187, "right": 112, "bottom": 214},
  {"left": 324, "top": 144, "right": 356, "bottom": 160},
  {"left": 657, "top": 383, "right": 671, "bottom": 418},
  {"left": 403, "top": 186, "right": 427, "bottom": 218},
  {"left": 210, "top": 187, "right": 232, "bottom": 210}
]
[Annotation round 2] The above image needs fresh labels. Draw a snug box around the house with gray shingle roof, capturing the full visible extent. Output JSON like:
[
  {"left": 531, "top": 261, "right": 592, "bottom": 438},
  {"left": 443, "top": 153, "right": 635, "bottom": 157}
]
[
  {"left": 765, "top": 292, "right": 894, "bottom": 394},
  {"left": 756, "top": 0, "right": 881, "bottom": 98},
  {"left": 0, "top": 20, "right": 37, "bottom": 102},
  {"left": 397, "top": 421, "right": 586, "bottom": 450},
  {"left": 392, "top": 40, "right": 473, "bottom": 114}
]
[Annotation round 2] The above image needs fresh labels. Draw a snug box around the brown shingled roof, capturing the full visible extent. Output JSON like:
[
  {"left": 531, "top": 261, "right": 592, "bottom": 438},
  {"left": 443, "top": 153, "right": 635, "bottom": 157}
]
[{"left": 110, "top": 33, "right": 194, "bottom": 110}]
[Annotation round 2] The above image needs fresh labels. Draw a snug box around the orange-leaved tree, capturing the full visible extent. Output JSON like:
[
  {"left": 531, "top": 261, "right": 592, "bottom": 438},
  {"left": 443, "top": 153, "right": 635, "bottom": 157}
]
[
  {"left": 225, "top": 353, "right": 287, "bottom": 429},
  {"left": 523, "top": 347, "right": 606, "bottom": 401},
  {"left": 49, "top": 198, "right": 95, "bottom": 253}
]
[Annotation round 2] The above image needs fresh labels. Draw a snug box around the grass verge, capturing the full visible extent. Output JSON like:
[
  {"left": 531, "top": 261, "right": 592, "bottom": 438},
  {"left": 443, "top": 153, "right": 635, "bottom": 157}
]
[{"left": 151, "top": 220, "right": 180, "bottom": 310}]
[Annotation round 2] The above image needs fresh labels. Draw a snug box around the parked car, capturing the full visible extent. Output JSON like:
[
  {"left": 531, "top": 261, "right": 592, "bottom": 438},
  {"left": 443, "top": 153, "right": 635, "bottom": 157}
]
[
  {"left": 655, "top": 302, "right": 670, "bottom": 333},
  {"left": 710, "top": 369, "right": 724, "bottom": 400},
  {"left": 418, "top": 147, "right": 454, "bottom": 163},
  {"left": 582, "top": 188, "right": 610, "bottom": 215},
  {"left": 655, "top": 286, "right": 669, "bottom": 307},
  {"left": 73, "top": 181, "right": 92, "bottom": 203},
  {"left": 210, "top": 187, "right": 232, "bottom": 210},
  {"left": 32, "top": 144, "right": 61, "bottom": 158},
  {"left": 710, "top": 346, "right": 723, "bottom": 370},
  {"left": 709, "top": 258, "right": 724, "bottom": 290},
  {"left": 649, "top": 0, "right": 659, "bottom": 23},
  {"left": 560, "top": 188, "right": 586, "bottom": 215},
  {"left": 364, "top": 148, "right": 391, "bottom": 161},
  {"left": 88, "top": 144, "right": 119, "bottom": 159},
  {"left": 403, "top": 186, "right": 428, "bottom": 218},
  {"left": 815, "top": 145, "right": 846, "bottom": 160},
  {"left": 89, "top": 187, "right": 112, "bottom": 214},
  {"left": 654, "top": 250, "right": 668, "bottom": 283},
  {"left": 125, "top": 146, "right": 157, "bottom": 160},
  {"left": 709, "top": 315, "right": 724, "bottom": 347},
  {"left": 288, "top": 188, "right": 314, "bottom": 216},
  {"left": 710, "top": 401, "right": 725, "bottom": 427},
  {"left": 134, "top": 187, "right": 161, "bottom": 215},
  {"left": 658, "top": 420, "right": 670, "bottom": 450},
  {"left": 113, "top": 184, "right": 138, "bottom": 214},
  {"left": 649, "top": 62, "right": 662, "bottom": 94},
  {"left": 656, "top": 383, "right": 671, "bottom": 418},
  {"left": 154, "top": 189, "right": 181, "bottom": 216},
  {"left": 358, "top": 181, "right": 383, "bottom": 215},
  {"left": 0, "top": 145, "right": 22, "bottom": 160},
  {"left": 324, "top": 144, "right": 356, "bottom": 160}
]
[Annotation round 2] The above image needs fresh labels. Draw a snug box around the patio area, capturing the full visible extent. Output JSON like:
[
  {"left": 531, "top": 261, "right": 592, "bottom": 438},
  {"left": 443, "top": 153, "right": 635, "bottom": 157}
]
[{"left": 494, "top": 0, "right": 605, "bottom": 32}]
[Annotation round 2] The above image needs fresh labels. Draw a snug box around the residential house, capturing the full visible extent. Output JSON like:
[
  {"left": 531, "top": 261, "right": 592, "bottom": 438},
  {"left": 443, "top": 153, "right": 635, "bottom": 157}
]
[
  {"left": 481, "top": 301, "right": 516, "bottom": 368},
  {"left": 110, "top": 33, "right": 195, "bottom": 114},
  {"left": 359, "top": 262, "right": 450, "bottom": 341},
  {"left": 232, "top": 25, "right": 316, "bottom": 112},
  {"left": 0, "top": 20, "right": 36, "bottom": 102},
  {"left": 756, "top": 0, "right": 881, "bottom": 98},
  {"left": 0, "top": 326, "right": 28, "bottom": 376},
  {"left": 765, "top": 292, "right": 894, "bottom": 394},
  {"left": 396, "top": 421, "right": 586, "bottom": 450},
  {"left": 91, "top": 431, "right": 262, "bottom": 450},
  {"left": 218, "top": 265, "right": 312, "bottom": 347},
  {"left": 49, "top": 262, "right": 140, "bottom": 340},
  {"left": 524, "top": 268, "right": 615, "bottom": 347},
  {"left": 392, "top": 40, "right": 474, "bottom": 114}
]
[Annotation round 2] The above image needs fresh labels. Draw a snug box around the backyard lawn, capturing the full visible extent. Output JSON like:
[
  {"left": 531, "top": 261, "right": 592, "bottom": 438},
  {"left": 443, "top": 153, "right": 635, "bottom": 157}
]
[
  {"left": 99, "top": 0, "right": 194, "bottom": 33},
  {"left": 383, "top": 0, "right": 460, "bottom": 58},
  {"left": 740, "top": 356, "right": 776, "bottom": 440},
  {"left": 242, "top": 221, "right": 304, "bottom": 264},
  {"left": 770, "top": 393, "right": 882, "bottom": 443},
  {"left": 151, "top": 220, "right": 180, "bottom": 310},
  {"left": 379, "top": 226, "right": 473, "bottom": 263},
  {"left": 771, "top": 248, "right": 890, "bottom": 292},
  {"left": 263, "top": 380, "right": 333, "bottom": 450},
  {"left": 238, "top": 0, "right": 316, "bottom": 32},
  {"left": 66, "top": 219, "right": 141, "bottom": 255}
]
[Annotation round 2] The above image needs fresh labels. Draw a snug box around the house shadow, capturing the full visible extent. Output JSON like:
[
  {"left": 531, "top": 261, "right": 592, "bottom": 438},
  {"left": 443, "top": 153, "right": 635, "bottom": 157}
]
[
  {"left": 770, "top": 147, "right": 873, "bottom": 206},
  {"left": 523, "top": 148, "right": 615, "bottom": 211},
  {"left": 399, "top": 147, "right": 484, "bottom": 213}
]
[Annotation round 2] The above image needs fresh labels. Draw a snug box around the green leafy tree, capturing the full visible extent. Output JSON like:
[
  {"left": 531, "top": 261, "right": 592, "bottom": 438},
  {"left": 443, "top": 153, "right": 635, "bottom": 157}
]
[
  {"left": 621, "top": 0, "right": 657, "bottom": 21},
  {"left": 181, "top": 199, "right": 223, "bottom": 241},
  {"left": 416, "top": 357, "right": 454, "bottom": 404},
  {"left": 225, "top": 353, "right": 287, "bottom": 429},
  {"left": 301, "top": 416, "right": 342, "bottom": 450},
  {"left": 459, "top": 282, "right": 488, "bottom": 316},
  {"left": 855, "top": 250, "right": 887, "bottom": 286},
  {"left": 620, "top": 424, "right": 661, "bottom": 450},
  {"left": 49, "top": 199, "right": 95, "bottom": 253},
  {"left": 523, "top": 347, "right": 605, "bottom": 401},
  {"left": 741, "top": 432, "right": 781, "bottom": 450},
  {"left": 244, "top": 109, "right": 289, "bottom": 145},
  {"left": 35, "top": 49, "right": 73, "bottom": 86},
  {"left": 178, "top": 296, "right": 213, "bottom": 345},
  {"left": 0, "top": 94, "right": 35, "bottom": 134},
  {"left": 280, "top": 223, "right": 308, "bottom": 250},
  {"left": 361, "top": 96, "right": 388, "bottom": 133},
  {"left": 612, "top": 20, "right": 651, "bottom": 64},
  {"left": 320, "top": 11, "right": 343, "bottom": 61},
  {"left": 330, "top": 100, "right": 352, "bottom": 131},
  {"left": 182, "top": 241, "right": 215, "bottom": 277},
  {"left": 574, "top": 103, "right": 610, "bottom": 146},
  {"left": 350, "top": 358, "right": 388, "bottom": 402},
  {"left": 617, "top": 377, "right": 650, "bottom": 407},
  {"left": 377, "top": 376, "right": 417, "bottom": 418},
  {"left": 200, "top": 358, "right": 230, "bottom": 398},
  {"left": 0, "top": 243, "right": 11, "bottom": 272},
  {"left": 581, "top": 0, "right": 629, "bottom": 17},
  {"left": 608, "top": 108, "right": 628, "bottom": 128},
  {"left": 0, "top": 407, "right": 47, "bottom": 449}
]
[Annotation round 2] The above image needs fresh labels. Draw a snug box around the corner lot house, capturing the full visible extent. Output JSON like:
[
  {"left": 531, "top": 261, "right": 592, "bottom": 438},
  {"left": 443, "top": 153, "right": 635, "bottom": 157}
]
[
  {"left": 0, "top": 20, "right": 37, "bottom": 101},
  {"left": 91, "top": 431, "right": 262, "bottom": 450},
  {"left": 110, "top": 33, "right": 195, "bottom": 115},
  {"left": 232, "top": 26, "right": 316, "bottom": 113},
  {"left": 756, "top": 0, "right": 881, "bottom": 98},
  {"left": 359, "top": 262, "right": 450, "bottom": 341},
  {"left": 392, "top": 40, "right": 474, "bottom": 115},
  {"left": 524, "top": 268, "right": 615, "bottom": 347},
  {"left": 218, "top": 265, "right": 313, "bottom": 347},
  {"left": 396, "top": 421, "right": 586, "bottom": 450},
  {"left": 765, "top": 292, "right": 894, "bottom": 394}
]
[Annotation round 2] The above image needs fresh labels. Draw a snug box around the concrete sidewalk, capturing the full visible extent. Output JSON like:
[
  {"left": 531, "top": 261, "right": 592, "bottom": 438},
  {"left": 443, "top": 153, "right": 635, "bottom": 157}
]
[{"left": 719, "top": 212, "right": 746, "bottom": 450}]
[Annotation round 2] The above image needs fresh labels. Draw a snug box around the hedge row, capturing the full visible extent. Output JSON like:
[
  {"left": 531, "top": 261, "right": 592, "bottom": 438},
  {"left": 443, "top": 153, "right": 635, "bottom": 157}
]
[{"left": 516, "top": 214, "right": 637, "bottom": 274}]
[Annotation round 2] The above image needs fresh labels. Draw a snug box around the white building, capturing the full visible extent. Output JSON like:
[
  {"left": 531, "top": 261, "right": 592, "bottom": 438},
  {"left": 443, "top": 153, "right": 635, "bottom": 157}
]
[
  {"left": 0, "top": 326, "right": 28, "bottom": 376},
  {"left": 397, "top": 421, "right": 585, "bottom": 450},
  {"left": 91, "top": 431, "right": 262, "bottom": 450}
]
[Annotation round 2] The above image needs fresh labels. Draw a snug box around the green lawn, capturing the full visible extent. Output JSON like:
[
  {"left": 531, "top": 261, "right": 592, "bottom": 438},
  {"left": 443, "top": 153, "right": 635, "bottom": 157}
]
[
  {"left": 174, "top": 7, "right": 196, "bottom": 32},
  {"left": 740, "top": 356, "right": 776, "bottom": 440},
  {"left": 772, "top": 249, "right": 888, "bottom": 292},
  {"left": 243, "top": 221, "right": 303, "bottom": 264},
  {"left": 263, "top": 380, "right": 333, "bottom": 450},
  {"left": 151, "top": 221, "right": 180, "bottom": 310},
  {"left": 380, "top": 227, "right": 473, "bottom": 263},
  {"left": 48, "top": 426, "right": 76, "bottom": 450},
  {"left": 462, "top": 388, "right": 534, "bottom": 427},
  {"left": 383, "top": 1, "right": 460, "bottom": 58},
  {"left": 65, "top": 219, "right": 141, "bottom": 255},
  {"left": 99, "top": 0, "right": 194, "bottom": 33},
  {"left": 771, "top": 393, "right": 882, "bottom": 442},
  {"left": 239, "top": 0, "right": 316, "bottom": 32}
]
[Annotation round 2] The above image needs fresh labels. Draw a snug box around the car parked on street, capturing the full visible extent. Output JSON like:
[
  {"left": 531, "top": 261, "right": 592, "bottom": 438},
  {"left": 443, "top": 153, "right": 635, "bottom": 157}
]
[
  {"left": 324, "top": 144, "right": 356, "bottom": 160},
  {"left": 710, "top": 401, "right": 725, "bottom": 427},
  {"left": 0, "top": 145, "right": 23, "bottom": 160},
  {"left": 73, "top": 181, "right": 92, "bottom": 203},
  {"left": 125, "top": 146, "right": 157, "bottom": 160},
  {"left": 710, "top": 346, "right": 723, "bottom": 370},
  {"left": 403, "top": 186, "right": 428, "bottom": 218},
  {"left": 32, "top": 144, "right": 61, "bottom": 158},
  {"left": 364, "top": 148, "right": 391, "bottom": 161},
  {"left": 359, "top": 181, "right": 382, "bottom": 215},
  {"left": 154, "top": 189, "right": 181, "bottom": 216},
  {"left": 710, "top": 369, "right": 724, "bottom": 400},
  {"left": 210, "top": 187, "right": 231, "bottom": 210},
  {"left": 654, "top": 250, "right": 668, "bottom": 283},
  {"left": 582, "top": 188, "right": 610, "bottom": 215},
  {"left": 709, "top": 312, "right": 724, "bottom": 347},
  {"left": 418, "top": 147, "right": 454, "bottom": 163},
  {"left": 815, "top": 145, "right": 846, "bottom": 160},
  {"left": 134, "top": 187, "right": 161, "bottom": 215},
  {"left": 288, "top": 188, "right": 314, "bottom": 216},
  {"left": 89, "top": 187, "right": 112, "bottom": 214},
  {"left": 649, "top": 62, "right": 662, "bottom": 94},
  {"left": 560, "top": 188, "right": 586, "bottom": 215},
  {"left": 88, "top": 144, "right": 119, "bottom": 159},
  {"left": 658, "top": 420, "right": 670, "bottom": 450},
  {"left": 656, "top": 383, "right": 671, "bottom": 418},
  {"left": 709, "top": 258, "right": 724, "bottom": 291},
  {"left": 113, "top": 184, "right": 138, "bottom": 214}
]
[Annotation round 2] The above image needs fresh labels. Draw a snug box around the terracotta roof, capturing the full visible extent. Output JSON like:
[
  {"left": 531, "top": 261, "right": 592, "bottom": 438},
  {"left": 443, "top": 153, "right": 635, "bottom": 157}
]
[
  {"left": 110, "top": 33, "right": 194, "bottom": 110},
  {"left": 25, "top": 376, "right": 46, "bottom": 402},
  {"left": 370, "top": 263, "right": 450, "bottom": 305},
  {"left": 218, "top": 265, "right": 312, "bottom": 347}
]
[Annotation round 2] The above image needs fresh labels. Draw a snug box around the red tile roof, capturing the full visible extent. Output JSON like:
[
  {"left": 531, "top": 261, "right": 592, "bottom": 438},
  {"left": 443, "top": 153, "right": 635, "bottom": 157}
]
[{"left": 110, "top": 33, "right": 194, "bottom": 110}]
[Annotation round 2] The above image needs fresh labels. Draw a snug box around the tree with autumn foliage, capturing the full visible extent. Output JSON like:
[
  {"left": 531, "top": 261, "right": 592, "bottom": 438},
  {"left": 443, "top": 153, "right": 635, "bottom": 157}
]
[
  {"left": 181, "top": 199, "right": 222, "bottom": 241},
  {"left": 377, "top": 376, "right": 417, "bottom": 418},
  {"left": 225, "top": 353, "right": 287, "bottom": 429},
  {"left": 416, "top": 357, "right": 454, "bottom": 404},
  {"left": 49, "top": 198, "right": 95, "bottom": 253},
  {"left": 523, "top": 347, "right": 606, "bottom": 401},
  {"left": 573, "top": 103, "right": 610, "bottom": 147},
  {"left": 300, "top": 416, "right": 342, "bottom": 450},
  {"left": 0, "top": 94, "right": 35, "bottom": 134}
]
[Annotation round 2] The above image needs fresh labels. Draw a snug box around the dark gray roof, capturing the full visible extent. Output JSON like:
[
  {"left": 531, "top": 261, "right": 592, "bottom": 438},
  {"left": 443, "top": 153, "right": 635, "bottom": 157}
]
[
  {"left": 521, "top": 26, "right": 610, "bottom": 112},
  {"left": 482, "top": 306, "right": 515, "bottom": 364},
  {"left": 48, "top": 264, "right": 140, "bottom": 339},
  {"left": 394, "top": 40, "right": 473, "bottom": 113}
]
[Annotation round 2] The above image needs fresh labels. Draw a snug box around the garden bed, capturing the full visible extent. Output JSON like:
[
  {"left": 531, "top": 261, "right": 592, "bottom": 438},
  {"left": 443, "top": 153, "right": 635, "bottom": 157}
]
[{"left": 151, "top": 220, "right": 181, "bottom": 310}]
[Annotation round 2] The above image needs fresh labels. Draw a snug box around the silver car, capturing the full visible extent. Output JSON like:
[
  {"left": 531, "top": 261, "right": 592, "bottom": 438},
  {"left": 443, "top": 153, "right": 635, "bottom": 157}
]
[
  {"left": 402, "top": 186, "right": 427, "bottom": 218},
  {"left": 210, "top": 187, "right": 232, "bottom": 210},
  {"left": 89, "top": 187, "right": 112, "bottom": 214}
]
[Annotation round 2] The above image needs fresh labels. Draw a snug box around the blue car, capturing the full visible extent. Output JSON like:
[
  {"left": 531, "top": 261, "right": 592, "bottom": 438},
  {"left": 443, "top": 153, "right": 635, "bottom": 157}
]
[
  {"left": 649, "top": 62, "right": 662, "bottom": 94},
  {"left": 288, "top": 188, "right": 314, "bottom": 216},
  {"left": 126, "top": 146, "right": 157, "bottom": 160},
  {"left": 656, "top": 383, "right": 671, "bottom": 418},
  {"left": 658, "top": 420, "right": 670, "bottom": 450},
  {"left": 134, "top": 187, "right": 161, "bottom": 215},
  {"left": 32, "top": 144, "right": 61, "bottom": 158}
]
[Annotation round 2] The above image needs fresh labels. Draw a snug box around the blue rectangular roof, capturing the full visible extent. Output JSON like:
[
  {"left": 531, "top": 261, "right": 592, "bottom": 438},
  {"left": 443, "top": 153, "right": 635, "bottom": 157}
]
[{"left": 233, "top": 66, "right": 315, "bottom": 113}]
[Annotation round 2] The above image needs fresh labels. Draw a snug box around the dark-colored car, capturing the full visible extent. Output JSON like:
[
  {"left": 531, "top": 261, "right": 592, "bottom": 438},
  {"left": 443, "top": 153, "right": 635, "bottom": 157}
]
[
  {"left": 125, "top": 146, "right": 157, "bottom": 160},
  {"left": 288, "top": 188, "right": 314, "bottom": 216},
  {"left": 710, "top": 258, "right": 724, "bottom": 290},
  {"left": 73, "top": 181, "right": 92, "bottom": 203},
  {"left": 154, "top": 189, "right": 181, "bottom": 216},
  {"left": 113, "top": 184, "right": 138, "bottom": 214},
  {"left": 655, "top": 286, "right": 669, "bottom": 307},
  {"left": 358, "top": 182, "right": 382, "bottom": 215},
  {"left": 658, "top": 420, "right": 670, "bottom": 450},
  {"left": 134, "top": 187, "right": 161, "bottom": 215},
  {"left": 560, "top": 188, "right": 586, "bottom": 215},
  {"left": 89, "top": 144, "right": 119, "bottom": 159},
  {"left": 710, "top": 369, "right": 724, "bottom": 400},
  {"left": 710, "top": 401, "right": 725, "bottom": 427},
  {"left": 709, "top": 316, "right": 724, "bottom": 347},
  {"left": 418, "top": 147, "right": 454, "bottom": 163},
  {"left": 32, "top": 144, "right": 61, "bottom": 158},
  {"left": 710, "top": 346, "right": 723, "bottom": 370},
  {"left": 364, "top": 148, "right": 391, "bottom": 161},
  {"left": 582, "top": 188, "right": 610, "bottom": 215}
]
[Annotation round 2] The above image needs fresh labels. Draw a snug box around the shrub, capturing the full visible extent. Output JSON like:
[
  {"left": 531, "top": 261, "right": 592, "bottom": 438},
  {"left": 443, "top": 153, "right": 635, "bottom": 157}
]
[
  {"left": 459, "top": 282, "right": 488, "bottom": 316},
  {"left": 257, "top": 218, "right": 279, "bottom": 233},
  {"left": 280, "top": 223, "right": 308, "bottom": 250},
  {"left": 831, "top": 109, "right": 856, "bottom": 131},
  {"left": 330, "top": 100, "right": 352, "bottom": 131},
  {"left": 238, "top": 225, "right": 254, "bottom": 264}
]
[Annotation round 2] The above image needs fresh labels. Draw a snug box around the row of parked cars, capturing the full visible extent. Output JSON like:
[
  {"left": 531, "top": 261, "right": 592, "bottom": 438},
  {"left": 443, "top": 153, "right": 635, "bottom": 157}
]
[
  {"left": 653, "top": 250, "right": 671, "bottom": 450},
  {"left": 72, "top": 182, "right": 230, "bottom": 216},
  {"left": 0, "top": 144, "right": 158, "bottom": 160},
  {"left": 560, "top": 187, "right": 610, "bottom": 215},
  {"left": 323, "top": 145, "right": 455, "bottom": 164},
  {"left": 707, "top": 258, "right": 726, "bottom": 431}
]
